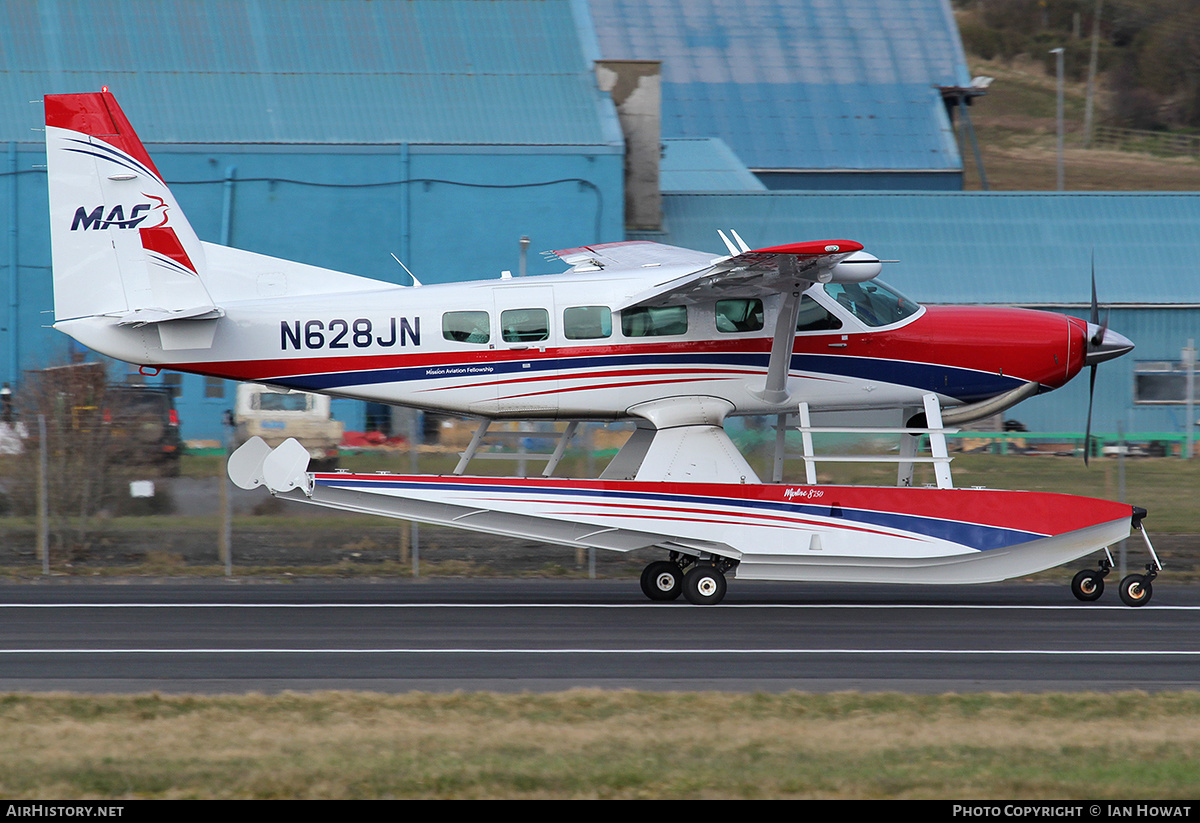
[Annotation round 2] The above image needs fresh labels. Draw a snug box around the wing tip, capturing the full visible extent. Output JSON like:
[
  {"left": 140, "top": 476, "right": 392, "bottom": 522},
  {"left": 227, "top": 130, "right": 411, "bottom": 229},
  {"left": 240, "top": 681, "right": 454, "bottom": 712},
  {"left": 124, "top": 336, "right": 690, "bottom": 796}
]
[{"left": 750, "top": 240, "right": 864, "bottom": 256}]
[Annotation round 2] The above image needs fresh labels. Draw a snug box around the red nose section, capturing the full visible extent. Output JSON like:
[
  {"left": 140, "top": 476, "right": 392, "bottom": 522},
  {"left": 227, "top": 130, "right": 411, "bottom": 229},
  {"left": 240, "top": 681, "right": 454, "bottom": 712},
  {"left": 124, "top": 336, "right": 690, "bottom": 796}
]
[{"left": 886, "top": 306, "right": 1086, "bottom": 390}]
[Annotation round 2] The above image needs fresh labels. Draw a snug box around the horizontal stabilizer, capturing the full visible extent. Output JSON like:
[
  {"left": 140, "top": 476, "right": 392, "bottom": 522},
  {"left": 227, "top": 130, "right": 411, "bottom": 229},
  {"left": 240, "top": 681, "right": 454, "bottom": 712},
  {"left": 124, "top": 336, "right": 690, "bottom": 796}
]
[{"left": 115, "top": 306, "right": 226, "bottom": 326}]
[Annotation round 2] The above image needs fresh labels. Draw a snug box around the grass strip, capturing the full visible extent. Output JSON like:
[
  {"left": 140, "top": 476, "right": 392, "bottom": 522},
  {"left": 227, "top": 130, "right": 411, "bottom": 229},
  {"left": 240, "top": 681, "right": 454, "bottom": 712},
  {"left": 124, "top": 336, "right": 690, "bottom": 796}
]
[{"left": 0, "top": 690, "right": 1198, "bottom": 799}]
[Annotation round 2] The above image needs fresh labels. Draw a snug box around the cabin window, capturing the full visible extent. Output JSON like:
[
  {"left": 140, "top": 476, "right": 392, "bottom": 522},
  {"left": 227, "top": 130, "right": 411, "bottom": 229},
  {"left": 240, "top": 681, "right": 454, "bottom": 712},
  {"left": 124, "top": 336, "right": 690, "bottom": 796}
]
[
  {"left": 501, "top": 308, "right": 550, "bottom": 343},
  {"left": 563, "top": 306, "right": 612, "bottom": 340},
  {"left": 795, "top": 294, "right": 843, "bottom": 332},
  {"left": 823, "top": 281, "right": 919, "bottom": 328},
  {"left": 715, "top": 299, "right": 764, "bottom": 333},
  {"left": 442, "top": 311, "right": 491, "bottom": 344},
  {"left": 621, "top": 305, "right": 688, "bottom": 337}
]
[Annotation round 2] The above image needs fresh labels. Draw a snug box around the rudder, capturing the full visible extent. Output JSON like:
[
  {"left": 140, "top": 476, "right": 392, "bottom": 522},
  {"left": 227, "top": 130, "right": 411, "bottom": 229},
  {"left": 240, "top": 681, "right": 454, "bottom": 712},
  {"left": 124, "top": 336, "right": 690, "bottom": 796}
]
[{"left": 45, "top": 92, "right": 216, "bottom": 324}]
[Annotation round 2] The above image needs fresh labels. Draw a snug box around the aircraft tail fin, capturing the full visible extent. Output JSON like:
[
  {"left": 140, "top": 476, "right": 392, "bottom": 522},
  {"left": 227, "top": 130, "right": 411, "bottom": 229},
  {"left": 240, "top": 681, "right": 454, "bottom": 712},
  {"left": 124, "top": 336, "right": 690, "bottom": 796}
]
[{"left": 45, "top": 92, "right": 218, "bottom": 324}]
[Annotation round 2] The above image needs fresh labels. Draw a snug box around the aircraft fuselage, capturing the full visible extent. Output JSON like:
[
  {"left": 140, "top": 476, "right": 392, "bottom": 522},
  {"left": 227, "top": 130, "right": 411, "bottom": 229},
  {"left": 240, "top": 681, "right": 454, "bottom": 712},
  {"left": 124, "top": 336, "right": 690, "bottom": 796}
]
[{"left": 57, "top": 258, "right": 1093, "bottom": 422}]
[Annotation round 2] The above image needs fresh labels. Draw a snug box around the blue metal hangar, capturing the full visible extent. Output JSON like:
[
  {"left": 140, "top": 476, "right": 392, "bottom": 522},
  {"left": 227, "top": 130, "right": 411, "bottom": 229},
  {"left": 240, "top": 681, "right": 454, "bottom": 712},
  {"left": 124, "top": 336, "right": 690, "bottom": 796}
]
[
  {"left": 0, "top": 0, "right": 624, "bottom": 439},
  {"left": 590, "top": 0, "right": 971, "bottom": 191}
]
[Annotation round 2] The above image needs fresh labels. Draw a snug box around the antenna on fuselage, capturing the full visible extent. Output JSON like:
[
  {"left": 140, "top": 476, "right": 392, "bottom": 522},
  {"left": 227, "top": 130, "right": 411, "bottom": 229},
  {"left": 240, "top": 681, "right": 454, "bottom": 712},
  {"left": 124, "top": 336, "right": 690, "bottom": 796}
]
[
  {"left": 390, "top": 253, "right": 422, "bottom": 287},
  {"left": 717, "top": 229, "right": 752, "bottom": 257},
  {"left": 717, "top": 230, "right": 739, "bottom": 256}
]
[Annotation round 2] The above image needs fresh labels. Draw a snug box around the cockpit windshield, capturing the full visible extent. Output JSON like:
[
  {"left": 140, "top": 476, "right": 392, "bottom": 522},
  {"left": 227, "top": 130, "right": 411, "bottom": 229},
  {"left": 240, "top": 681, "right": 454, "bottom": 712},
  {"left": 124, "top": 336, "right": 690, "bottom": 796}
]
[{"left": 823, "top": 280, "right": 920, "bottom": 328}]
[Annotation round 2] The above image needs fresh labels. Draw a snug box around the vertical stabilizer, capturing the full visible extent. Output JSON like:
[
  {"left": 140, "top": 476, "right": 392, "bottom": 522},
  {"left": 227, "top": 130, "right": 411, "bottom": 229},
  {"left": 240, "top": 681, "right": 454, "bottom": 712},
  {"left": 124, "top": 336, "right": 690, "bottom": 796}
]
[{"left": 45, "top": 92, "right": 216, "bottom": 323}]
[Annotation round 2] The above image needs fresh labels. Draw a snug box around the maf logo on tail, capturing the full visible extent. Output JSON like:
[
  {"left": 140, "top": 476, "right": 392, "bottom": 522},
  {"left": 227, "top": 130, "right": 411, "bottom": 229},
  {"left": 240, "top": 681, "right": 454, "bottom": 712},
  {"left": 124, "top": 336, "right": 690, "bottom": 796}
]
[
  {"left": 70, "top": 195, "right": 169, "bottom": 231},
  {"left": 71, "top": 203, "right": 152, "bottom": 230}
]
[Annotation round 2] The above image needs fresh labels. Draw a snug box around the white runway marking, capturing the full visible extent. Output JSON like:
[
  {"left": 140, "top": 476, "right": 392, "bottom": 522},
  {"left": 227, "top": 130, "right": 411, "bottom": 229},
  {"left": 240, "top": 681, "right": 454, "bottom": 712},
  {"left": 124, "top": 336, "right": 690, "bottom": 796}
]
[
  {"left": 1, "top": 603, "right": 1198, "bottom": 610},
  {"left": 2, "top": 648, "right": 1199, "bottom": 655}
]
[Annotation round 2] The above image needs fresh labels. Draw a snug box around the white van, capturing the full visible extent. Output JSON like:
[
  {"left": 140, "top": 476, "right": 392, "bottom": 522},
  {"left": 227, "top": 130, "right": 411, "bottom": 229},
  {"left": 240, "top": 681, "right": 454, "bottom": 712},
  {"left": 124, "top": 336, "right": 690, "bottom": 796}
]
[{"left": 234, "top": 384, "right": 344, "bottom": 470}]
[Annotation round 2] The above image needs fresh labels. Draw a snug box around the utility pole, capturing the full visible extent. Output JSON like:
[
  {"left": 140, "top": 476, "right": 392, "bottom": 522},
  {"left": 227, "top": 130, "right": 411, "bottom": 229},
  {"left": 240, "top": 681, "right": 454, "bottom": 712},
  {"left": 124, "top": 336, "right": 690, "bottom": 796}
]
[
  {"left": 1185, "top": 339, "right": 1195, "bottom": 459},
  {"left": 1083, "top": 0, "right": 1104, "bottom": 147},
  {"left": 219, "top": 409, "right": 234, "bottom": 576},
  {"left": 1051, "top": 47, "right": 1065, "bottom": 191},
  {"left": 37, "top": 414, "right": 48, "bottom": 575}
]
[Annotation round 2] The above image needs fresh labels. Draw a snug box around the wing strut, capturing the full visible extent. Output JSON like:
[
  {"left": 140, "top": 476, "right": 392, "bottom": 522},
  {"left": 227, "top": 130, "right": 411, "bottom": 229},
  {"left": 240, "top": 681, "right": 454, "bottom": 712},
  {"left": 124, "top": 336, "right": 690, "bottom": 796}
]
[
  {"left": 756, "top": 287, "right": 805, "bottom": 405},
  {"left": 454, "top": 418, "right": 492, "bottom": 475}
]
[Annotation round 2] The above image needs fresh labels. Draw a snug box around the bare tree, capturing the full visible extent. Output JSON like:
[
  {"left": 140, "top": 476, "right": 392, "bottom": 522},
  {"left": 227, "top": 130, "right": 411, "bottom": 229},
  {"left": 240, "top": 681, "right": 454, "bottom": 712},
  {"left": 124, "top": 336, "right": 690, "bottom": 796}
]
[{"left": 10, "top": 362, "right": 117, "bottom": 559}]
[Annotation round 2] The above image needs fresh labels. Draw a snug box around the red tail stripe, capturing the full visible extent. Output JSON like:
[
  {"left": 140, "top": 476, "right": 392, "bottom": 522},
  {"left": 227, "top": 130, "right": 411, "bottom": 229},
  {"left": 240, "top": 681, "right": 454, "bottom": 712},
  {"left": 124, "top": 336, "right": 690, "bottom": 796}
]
[
  {"left": 140, "top": 225, "right": 196, "bottom": 273},
  {"left": 44, "top": 91, "right": 162, "bottom": 180}
]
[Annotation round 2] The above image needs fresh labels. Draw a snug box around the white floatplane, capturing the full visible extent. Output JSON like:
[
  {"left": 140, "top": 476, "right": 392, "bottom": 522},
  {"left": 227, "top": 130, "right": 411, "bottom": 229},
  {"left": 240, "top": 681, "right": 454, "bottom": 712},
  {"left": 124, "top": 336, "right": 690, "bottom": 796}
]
[{"left": 44, "top": 91, "right": 1159, "bottom": 605}]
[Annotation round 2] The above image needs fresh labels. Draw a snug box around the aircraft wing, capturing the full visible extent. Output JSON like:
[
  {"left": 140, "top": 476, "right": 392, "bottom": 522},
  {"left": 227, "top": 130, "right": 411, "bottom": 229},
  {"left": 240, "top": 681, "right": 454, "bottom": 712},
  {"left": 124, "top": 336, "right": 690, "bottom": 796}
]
[
  {"left": 611, "top": 239, "right": 875, "bottom": 311},
  {"left": 551, "top": 240, "right": 717, "bottom": 272},
  {"left": 555, "top": 238, "right": 882, "bottom": 405}
]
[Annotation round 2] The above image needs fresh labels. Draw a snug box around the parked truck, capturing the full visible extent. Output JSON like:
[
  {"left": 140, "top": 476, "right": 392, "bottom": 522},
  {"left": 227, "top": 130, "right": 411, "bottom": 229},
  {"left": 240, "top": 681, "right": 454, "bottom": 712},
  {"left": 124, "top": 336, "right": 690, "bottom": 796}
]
[{"left": 234, "top": 384, "right": 343, "bottom": 470}]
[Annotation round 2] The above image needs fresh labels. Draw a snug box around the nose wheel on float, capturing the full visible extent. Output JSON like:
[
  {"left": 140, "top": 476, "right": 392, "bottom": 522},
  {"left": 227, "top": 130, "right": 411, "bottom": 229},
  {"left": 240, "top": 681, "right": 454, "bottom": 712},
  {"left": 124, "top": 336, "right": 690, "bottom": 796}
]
[
  {"left": 1071, "top": 510, "right": 1161, "bottom": 607},
  {"left": 1071, "top": 558, "right": 1111, "bottom": 602},
  {"left": 639, "top": 553, "right": 738, "bottom": 605},
  {"left": 1118, "top": 565, "right": 1158, "bottom": 607}
]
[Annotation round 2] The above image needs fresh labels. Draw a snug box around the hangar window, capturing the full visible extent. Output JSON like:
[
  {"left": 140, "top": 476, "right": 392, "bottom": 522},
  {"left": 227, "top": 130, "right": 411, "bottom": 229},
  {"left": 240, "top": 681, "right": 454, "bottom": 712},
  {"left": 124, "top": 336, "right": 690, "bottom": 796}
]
[
  {"left": 162, "top": 372, "right": 182, "bottom": 398},
  {"left": 621, "top": 305, "right": 688, "bottom": 337},
  {"left": 501, "top": 308, "right": 550, "bottom": 343},
  {"left": 204, "top": 376, "right": 225, "bottom": 399},
  {"left": 564, "top": 306, "right": 612, "bottom": 340},
  {"left": 715, "top": 299, "right": 764, "bottom": 333},
  {"left": 443, "top": 311, "right": 490, "bottom": 344},
  {"left": 1134, "top": 362, "right": 1200, "bottom": 404}
]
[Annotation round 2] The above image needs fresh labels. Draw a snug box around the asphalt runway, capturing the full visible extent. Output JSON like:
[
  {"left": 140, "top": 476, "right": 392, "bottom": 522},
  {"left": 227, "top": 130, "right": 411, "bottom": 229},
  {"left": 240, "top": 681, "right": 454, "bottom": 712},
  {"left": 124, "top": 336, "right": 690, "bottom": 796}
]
[{"left": 0, "top": 578, "right": 1198, "bottom": 694}]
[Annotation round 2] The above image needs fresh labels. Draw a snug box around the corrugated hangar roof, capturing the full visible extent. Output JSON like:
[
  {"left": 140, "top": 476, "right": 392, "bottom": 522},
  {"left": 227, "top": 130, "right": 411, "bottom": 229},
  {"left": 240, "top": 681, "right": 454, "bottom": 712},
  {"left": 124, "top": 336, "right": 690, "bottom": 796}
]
[
  {"left": 660, "top": 138, "right": 766, "bottom": 192},
  {"left": 1, "top": 0, "right": 622, "bottom": 146},
  {"left": 631, "top": 191, "right": 1200, "bottom": 305},
  {"left": 589, "top": 0, "right": 969, "bottom": 172}
]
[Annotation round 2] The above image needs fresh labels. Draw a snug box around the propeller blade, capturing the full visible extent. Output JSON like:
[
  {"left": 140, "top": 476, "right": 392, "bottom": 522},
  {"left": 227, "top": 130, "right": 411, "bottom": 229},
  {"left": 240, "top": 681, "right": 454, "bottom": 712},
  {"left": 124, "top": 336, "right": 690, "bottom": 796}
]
[
  {"left": 1081, "top": 256, "right": 1130, "bottom": 465},
  {"left": 1090, "top": 253, "right": 1099, "bottom": 327},
  {"left": 1089, "top": 254, "right": 1108, "bottom": 346},
  {"left": 1085, "top": 254, "right": 1098, "bottom": 466},
  {"left": 1084, "top": 364, "right": 1097, "bottom": 466}
]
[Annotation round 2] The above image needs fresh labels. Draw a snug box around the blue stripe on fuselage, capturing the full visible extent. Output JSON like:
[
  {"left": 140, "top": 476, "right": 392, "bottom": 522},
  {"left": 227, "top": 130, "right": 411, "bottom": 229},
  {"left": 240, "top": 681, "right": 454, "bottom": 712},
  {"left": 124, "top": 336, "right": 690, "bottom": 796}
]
[{"left": 268, "top": 350, "right": 1023, "bottom": 403}]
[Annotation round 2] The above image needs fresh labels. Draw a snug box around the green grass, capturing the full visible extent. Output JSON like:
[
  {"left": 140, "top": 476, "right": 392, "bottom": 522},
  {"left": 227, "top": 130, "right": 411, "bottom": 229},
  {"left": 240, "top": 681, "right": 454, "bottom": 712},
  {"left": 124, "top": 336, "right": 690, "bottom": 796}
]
[{"left": 0, "top": 691, "right": 1197, "bottom": 799}]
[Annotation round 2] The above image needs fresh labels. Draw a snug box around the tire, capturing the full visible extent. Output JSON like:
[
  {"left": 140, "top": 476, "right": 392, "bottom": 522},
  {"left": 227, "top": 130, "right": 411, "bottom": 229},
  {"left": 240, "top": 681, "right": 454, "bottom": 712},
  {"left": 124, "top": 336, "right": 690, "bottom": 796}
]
[
  {"left": 1119, "top": 574, "right": 1153, "bottom": 607},
  {"left": 683, "top": 563, "right": 727, "bottom": 606},
  {"left": 640, "top": 561, "right": 683, "bottom": 601},
  {"left": 1071, "top": 569, "right": 1105, "bottom": 602}
]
